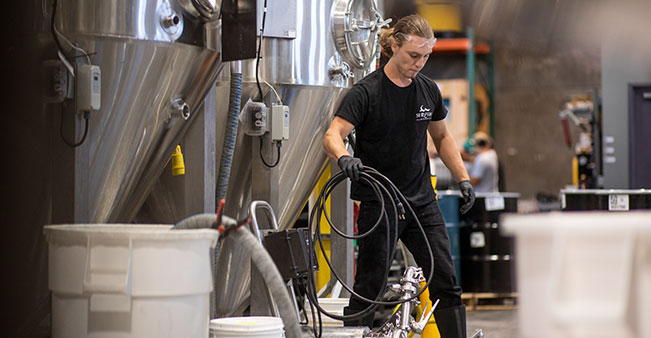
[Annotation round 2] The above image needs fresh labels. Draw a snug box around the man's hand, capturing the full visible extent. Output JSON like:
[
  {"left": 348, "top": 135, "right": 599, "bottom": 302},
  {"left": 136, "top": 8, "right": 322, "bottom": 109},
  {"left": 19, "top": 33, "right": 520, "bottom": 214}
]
[
  {"left": 337, "top": 155, "right": 363, "bottom": 181},
  {"left": 459, "top": 180, "right": 475, "bottom": 214}
]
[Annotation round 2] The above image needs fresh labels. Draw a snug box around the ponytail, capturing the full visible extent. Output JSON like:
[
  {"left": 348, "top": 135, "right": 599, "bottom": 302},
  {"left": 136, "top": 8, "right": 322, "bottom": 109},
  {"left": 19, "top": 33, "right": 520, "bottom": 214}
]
[{"left": 378, "top": 28, "right": 395, "bottom": 58}]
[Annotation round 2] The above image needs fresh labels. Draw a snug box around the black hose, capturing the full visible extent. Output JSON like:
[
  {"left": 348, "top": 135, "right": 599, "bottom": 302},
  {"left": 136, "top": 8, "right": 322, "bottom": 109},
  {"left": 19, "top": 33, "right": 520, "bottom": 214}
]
[{"left": 304, "top": 166, "right": 435, "bottom": 332}]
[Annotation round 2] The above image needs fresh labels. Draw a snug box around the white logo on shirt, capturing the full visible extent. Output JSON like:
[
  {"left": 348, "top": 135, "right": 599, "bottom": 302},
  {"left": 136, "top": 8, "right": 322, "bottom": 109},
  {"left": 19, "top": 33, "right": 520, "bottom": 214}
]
[{"left": 416, "top": 105, "right": 432, "bottom": 121}]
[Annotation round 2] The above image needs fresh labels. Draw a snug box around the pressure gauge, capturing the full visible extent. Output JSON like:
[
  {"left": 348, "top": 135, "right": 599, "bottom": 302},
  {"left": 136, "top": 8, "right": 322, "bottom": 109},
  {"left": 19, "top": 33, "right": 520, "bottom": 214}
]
[{"left": 331, "top": 0, "right": 390, "bottom": 69}]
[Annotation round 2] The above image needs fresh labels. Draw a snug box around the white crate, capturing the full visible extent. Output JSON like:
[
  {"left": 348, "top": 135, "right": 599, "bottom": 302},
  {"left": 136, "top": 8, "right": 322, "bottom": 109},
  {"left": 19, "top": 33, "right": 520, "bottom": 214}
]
[
  {"left": 44, "top": 224, "right": 219, "bottom": 338},
  {"left": 502, "top": 212, "right": 651, "bottom": 338}
]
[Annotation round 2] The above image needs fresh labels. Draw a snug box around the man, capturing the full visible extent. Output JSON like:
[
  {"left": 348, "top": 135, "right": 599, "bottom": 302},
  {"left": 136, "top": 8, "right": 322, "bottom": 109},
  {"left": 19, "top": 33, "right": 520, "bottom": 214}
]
[
  {"left": 467, "top": 132, "right": 499, "bottom": 193},
  {"left": 323, "top": 14, "right": 475, "bottom": 338}
]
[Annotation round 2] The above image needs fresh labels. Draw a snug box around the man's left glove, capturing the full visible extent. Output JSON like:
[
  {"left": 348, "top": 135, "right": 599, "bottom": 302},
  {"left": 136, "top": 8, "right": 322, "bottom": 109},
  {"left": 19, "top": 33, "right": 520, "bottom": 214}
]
[{"left": 459, "top": 180, "right": 475, "bottom": 214}]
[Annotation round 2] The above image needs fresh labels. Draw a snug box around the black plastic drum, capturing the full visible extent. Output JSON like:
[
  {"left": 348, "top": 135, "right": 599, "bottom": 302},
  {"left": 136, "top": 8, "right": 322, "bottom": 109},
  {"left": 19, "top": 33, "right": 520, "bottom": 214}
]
[
  {"left": 561, "top": 189, "right": 651, "bottom": 211},
  {"left": 459, "top": 193, "right": 519, "bottom": 293}
]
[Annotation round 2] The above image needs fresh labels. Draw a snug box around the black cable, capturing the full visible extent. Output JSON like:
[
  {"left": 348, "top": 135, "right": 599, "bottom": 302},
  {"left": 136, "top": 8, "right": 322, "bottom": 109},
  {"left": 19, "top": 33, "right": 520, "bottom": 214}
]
[
  {"left": 51, "top": 0, "right": 67, "bottom": 60},
  {"left": 60, "top": 109, "right": 90, "bottom": 148},
  {"left": 304, "top": 167, "right": 435, "bottom": 328},
  {"left": 260, "top": 139, "right": 281, "bottom": 168},
  {"left": 255, "top": 0, "right": 268, "bottom": 101}
]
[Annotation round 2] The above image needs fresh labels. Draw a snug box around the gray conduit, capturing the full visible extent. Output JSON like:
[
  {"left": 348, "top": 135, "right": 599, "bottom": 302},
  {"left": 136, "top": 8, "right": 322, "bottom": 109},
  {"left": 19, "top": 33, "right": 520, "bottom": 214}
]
[
  {"left": 216, "top": 62, "right": 243, "bottom": 203},
  {"left": 230, "top": 226, "right": 302, "bottom": 338},
  {"left": 172, "top": 213, "right": 217, "bottom": 229},
  {"left": 172, "top": 214, "right": 301, "bottom": 338}
]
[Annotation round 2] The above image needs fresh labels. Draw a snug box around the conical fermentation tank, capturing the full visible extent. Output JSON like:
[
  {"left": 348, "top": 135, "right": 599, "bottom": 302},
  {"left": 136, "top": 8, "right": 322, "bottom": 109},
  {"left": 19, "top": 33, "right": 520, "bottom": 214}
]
[
  {"left": 55, "top": 0, "right": 224, "bottom": 223},
  {"left": 4, "top": 0, "right": 224, "bottom": 334},
  {"left": 212, "top": 0, "right": 387, "bottom": 317}
]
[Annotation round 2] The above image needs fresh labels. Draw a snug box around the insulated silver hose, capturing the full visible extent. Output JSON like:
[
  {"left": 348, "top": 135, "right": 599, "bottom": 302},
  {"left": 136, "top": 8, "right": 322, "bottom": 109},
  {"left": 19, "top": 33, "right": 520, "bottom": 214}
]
[{"left": 229, "top": 226, "right": 302, "bottom": 338}]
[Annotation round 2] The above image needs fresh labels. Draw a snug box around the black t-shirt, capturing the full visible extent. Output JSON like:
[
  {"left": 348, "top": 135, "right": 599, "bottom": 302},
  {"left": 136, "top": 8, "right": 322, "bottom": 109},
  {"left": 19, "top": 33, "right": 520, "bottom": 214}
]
[{"left": 335, "top": 67, "right": 448, "bottom": 206}]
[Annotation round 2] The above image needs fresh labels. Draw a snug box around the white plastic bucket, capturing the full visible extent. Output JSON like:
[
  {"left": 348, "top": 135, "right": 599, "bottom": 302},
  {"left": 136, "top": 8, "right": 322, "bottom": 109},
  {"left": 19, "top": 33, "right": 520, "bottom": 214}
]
[
  {"left": 44, "top": 224, "right": 219, "bottom": 338},
  {"left": 210, "top": 316, "right": 285, "bottom": 338}
]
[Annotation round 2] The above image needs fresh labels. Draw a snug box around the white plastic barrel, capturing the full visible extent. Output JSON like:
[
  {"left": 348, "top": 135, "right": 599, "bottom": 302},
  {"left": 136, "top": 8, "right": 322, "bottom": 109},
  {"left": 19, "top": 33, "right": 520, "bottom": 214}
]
[
  {"left": 209, "top": 316, "right": 285, "bottom": 338},
  {"left": 502, "top": 211, "right": 651, "bottom": 338},
  {"left": 44, "top": 224, "right": 219, "bottom": 338}
]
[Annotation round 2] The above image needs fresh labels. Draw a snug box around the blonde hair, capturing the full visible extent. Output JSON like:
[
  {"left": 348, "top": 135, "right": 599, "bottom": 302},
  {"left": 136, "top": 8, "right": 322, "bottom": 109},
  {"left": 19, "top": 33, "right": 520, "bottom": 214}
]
[{"left": 378, "top": 14, "right": 434, "bottom": 58}]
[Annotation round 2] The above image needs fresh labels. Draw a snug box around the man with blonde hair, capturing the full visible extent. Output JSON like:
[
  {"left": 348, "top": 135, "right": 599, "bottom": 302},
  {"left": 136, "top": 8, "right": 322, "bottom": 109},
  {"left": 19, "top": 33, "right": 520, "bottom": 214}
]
[{"left": 323, "top": 14, "right": 474, "bottom": 338}]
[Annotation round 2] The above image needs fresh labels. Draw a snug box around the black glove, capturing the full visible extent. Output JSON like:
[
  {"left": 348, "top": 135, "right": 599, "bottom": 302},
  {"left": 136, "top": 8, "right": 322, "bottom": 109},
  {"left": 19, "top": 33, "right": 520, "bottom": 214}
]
[
  {"left": 337, "top": 155, "right": 363, "bottom": 181},
  {"left": 459, "top": 180, "right": 475, "bottom": 214}
]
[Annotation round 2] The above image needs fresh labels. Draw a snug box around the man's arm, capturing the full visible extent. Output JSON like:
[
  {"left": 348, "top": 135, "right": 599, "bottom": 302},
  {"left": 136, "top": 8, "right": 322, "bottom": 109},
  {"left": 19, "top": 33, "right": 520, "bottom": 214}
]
[
  {"left": 323, "top": 116, "right": 355, "bottom": 161},
  {"left": 428, "top": 120, "right": 469, "bottom": 182},
  {"left": 429, "top": 120, "right": 475, "bottom": 213}
]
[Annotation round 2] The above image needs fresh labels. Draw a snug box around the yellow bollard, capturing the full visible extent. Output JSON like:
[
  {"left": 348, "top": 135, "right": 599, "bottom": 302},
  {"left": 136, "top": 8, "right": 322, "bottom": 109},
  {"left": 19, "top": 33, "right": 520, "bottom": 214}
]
[{"left": 415, "top": 281, "right": 440, "bottom": 338}]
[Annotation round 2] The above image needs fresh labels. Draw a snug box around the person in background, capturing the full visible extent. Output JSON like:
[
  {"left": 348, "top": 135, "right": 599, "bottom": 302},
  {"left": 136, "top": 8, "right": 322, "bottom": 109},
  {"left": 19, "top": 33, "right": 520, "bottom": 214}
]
[
  {"left": 465, "top": 131, "right": 499, "bottom": 193},
  {"left": 323, "top": 14, "right": 475, "bottom": 338}
]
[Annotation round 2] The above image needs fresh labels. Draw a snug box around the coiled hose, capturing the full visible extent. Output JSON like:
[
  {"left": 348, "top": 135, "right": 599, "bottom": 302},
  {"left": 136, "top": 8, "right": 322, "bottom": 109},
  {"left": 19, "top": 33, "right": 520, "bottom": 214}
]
[{"left": 304, "top": 166, "right": 435, "bottom": 338}]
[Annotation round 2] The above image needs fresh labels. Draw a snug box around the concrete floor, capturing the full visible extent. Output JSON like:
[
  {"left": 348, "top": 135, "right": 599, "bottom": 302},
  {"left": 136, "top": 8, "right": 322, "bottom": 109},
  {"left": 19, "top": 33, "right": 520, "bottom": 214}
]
[{"left": 467, "top": 309, "right": 519, "bottom": 338}]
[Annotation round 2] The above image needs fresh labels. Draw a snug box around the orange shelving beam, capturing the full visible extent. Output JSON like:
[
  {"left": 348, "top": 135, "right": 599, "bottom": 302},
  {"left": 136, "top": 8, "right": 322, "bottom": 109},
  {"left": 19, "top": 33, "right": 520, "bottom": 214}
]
[{"left": 432, "top": 38, "right": 490, "bottom": 54}]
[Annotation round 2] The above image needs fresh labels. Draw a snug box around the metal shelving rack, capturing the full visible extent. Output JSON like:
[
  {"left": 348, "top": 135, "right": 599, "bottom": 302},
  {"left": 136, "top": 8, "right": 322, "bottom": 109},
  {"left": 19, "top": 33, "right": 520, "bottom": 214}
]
[{"left": 430, "top": 27, "right": 495, "bottom": 138}]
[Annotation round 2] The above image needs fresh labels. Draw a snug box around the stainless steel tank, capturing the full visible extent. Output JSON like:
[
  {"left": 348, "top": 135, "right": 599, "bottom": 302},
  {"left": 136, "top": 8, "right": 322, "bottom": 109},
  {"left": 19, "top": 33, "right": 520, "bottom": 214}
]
[
  {"left": 4, "top": 1, "right": 222, "bottom": 334},
  {"left": 55, "top": 0, "right": 224, "bottom": 222},
  {"left": 212, "top": 0, "right": 387, "bottom": 316}
]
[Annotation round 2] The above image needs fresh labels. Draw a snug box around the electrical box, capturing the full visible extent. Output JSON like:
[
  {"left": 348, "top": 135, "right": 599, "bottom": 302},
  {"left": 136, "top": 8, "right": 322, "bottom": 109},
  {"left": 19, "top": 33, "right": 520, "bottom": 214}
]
[
  {"left": 263, "top": 229, "right": 317, "bottom": 281},
  {"left": 240, "top": 100, "right": 268, "bottom": 136},
  {"left": 77, "top": 64, "right": 101, "bottom": 111},
  {"left": 271, "top": 104, "right": 289, "bottom": 141}
]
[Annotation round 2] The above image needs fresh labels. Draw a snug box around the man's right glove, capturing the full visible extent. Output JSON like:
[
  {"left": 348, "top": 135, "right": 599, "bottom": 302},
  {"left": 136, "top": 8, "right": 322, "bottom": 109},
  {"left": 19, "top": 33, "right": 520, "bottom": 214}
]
[
  {"left": 459, "top": 180, "right": 476, "bottom": 214},
  {"left": 337, "top": 155, "right": 363, "bottom": 181}
]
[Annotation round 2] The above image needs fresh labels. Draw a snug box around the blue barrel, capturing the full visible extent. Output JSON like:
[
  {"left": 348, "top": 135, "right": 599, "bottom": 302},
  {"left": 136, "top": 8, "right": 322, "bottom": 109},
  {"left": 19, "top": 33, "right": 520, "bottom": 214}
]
[{"left": 438, "top": 191, "right": 462, "bottom": 285}]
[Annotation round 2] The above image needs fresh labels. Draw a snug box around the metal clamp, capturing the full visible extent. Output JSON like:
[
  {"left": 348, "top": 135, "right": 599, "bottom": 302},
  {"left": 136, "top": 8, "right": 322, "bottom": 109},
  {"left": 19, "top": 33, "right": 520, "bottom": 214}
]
[{"left": 328, "top": 62, "right": 355, "bottom": 80}]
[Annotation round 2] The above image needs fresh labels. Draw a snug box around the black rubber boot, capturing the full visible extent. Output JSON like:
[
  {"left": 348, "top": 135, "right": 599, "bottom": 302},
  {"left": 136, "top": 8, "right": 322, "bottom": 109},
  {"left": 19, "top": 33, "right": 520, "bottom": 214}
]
[
  {"left": 434, "top": 304, "right": 467, "bottom": 338},
  {"left": 343, "top": 306, "right": 374, "bottom": 328}
]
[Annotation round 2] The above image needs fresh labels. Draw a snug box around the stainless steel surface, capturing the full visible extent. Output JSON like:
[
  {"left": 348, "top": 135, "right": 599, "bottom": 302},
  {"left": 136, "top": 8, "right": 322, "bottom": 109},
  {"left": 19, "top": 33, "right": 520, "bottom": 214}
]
[
  {"left": 216, "top": 0, "right": 378, "bottom": 87},
  {"left": 6, "top": 0, "right": 222, "bottom": 334},
  {"left": 51, "top": 0, "right": 224, "bottom": 222},
  {"left": 178, "top": 0, "right": 221, "bottom": 21},
  {"left": 56, "top": 0, "right": 221, "bottom": 45},
  {"left": 57, "top": 0, "right": 184, "bottom": 43},
  {"left": 221, "top": 84, "right": 349, "bottom": 227},
  {"left": 73, "top": 37, "right": 221, "bottom": 222},
  {"left": 212, "top": 0, "right": 372, "bottom": 317},
  {"left": 258, "top": 0, "right": 297, "bottom": 39},
  {"left": 373, "top": 267, "right": 437, "bottom": 338},
  {"left": 212, "top": 83, "right": 348, "bottom": 316},
  {"left": 250, "top": 200, "right": 280, "bottom": 241},
  {"left": 329, "top": 159, "right": 355, "bottom": 298},
  {"left": 331, "top": 0, "right": 388, "bottom": 69},
  {"left": 249, "top": 200, "right": 281, "bottom": 317}
]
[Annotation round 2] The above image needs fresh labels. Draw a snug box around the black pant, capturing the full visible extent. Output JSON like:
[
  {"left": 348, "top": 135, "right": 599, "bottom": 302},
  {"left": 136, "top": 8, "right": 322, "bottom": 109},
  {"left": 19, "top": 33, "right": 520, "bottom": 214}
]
[{"left": 345, "top": 199, "right": 463, "bottom": 327}]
